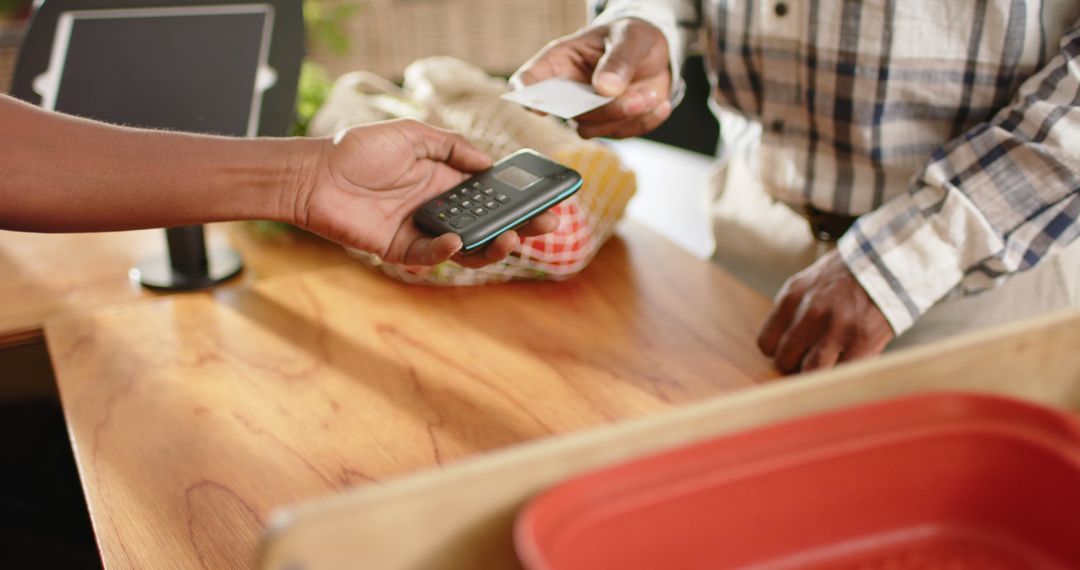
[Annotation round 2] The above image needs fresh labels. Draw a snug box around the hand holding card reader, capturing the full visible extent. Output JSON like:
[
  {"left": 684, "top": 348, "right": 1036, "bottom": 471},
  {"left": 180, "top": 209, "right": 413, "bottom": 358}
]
[{"left": 414, "top": 149, "right": 583, "bottom": 253}]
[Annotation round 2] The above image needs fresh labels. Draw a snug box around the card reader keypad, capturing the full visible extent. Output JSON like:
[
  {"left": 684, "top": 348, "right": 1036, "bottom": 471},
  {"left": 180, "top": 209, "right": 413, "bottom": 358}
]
[
  {"left": 435, "top": 185, "right": 518, "bottom": 230},
  {"left": 414, "top": 150, "right": 582, "bottom": 254}
]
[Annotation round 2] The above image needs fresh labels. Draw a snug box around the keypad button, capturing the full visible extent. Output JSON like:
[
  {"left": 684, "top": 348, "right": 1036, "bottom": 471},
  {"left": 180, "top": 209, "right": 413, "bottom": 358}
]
[
  {"left": 450, "top": 214, "right": 476, "bottom": 228},
  {"left": 483, "top": 188, "right": 495, "bottom": 195},
  {"left": 496, "top": 194, "right": 510, "bottom": 203},
  {"left": 471, "top": 181, "right": 482, "bottom": 189},
  {"left": 423, "top": 199, "right": 448, "bottom": 213},
  {"left": 472, "top": 207, "right": 487, "bottom": 216},
  {"left": 448, "top": 207, "right": 461, "bottom": 215},
  {"left": 471, "top": 194, "right": 483, "bottom": 202},
  {"left": 461, "top": 200, "right": 473, "bottom": 208},
  {"left": 448, "top": 194, "right": 460, "bottom": 202},
  {"left": 436, "top": 212, "right": 449, "bottom": 221},
  {"left": 484, "top": 200, "right": 498, "bottom": 209}
]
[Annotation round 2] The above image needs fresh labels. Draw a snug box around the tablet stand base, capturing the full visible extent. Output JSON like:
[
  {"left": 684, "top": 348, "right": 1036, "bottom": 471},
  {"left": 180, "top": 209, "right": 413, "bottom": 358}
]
[{"left": 132, "top": 226, "right": 244, "bottom": 291}]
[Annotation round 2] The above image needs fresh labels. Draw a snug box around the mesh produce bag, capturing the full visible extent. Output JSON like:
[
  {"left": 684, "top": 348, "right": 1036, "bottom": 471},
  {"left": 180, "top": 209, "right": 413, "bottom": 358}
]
[{"left": 309, "top": 57, "right": 636, "bottom": 285}]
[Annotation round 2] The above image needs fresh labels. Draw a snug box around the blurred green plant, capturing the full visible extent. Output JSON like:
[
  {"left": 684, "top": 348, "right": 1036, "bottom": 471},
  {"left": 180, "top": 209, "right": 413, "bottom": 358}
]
[
  {"left": 290, "top": 61, "right": 333, "bottom": 137},
  {"left": 304, "top": 0, "right": 359, "bottom": 56},
  {"left": 0, "top": 0, "right": 31, "bottom": 19},
  {"left": 290, "top": 0, "right": 359, "bottom": 136},
  {"left": 245, "top": 218, "right": 299, "bottom": 238}
]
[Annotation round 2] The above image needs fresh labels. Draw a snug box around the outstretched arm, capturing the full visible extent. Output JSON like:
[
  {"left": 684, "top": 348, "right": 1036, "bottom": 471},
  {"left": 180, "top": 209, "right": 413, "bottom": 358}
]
[{"left": 0, "top": 94, "right": 556, "bottom": 266}]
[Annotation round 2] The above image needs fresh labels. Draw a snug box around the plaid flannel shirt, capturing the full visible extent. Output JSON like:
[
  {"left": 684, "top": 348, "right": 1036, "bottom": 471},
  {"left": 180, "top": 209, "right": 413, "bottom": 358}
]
[{"left": 592, "top": 0, "right": 1080, "bottom": 335}]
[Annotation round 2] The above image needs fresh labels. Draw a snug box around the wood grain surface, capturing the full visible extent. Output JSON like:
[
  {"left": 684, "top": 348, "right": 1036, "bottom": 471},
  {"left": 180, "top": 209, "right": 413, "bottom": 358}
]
[
  {"left": 0, "top": 223, "right": 351, "bottom": 347},
  {"left": 260, "top": 308, "right": 1080, "bottom": 570},
  {"left": 45, "top": 222, "right": 778, "bottom": 569}
]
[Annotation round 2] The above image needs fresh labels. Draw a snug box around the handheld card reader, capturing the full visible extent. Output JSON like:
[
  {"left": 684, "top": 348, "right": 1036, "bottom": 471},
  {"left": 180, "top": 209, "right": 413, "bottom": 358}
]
[{"left": 413, "top": 149, "right": 583, "bottom": 253}]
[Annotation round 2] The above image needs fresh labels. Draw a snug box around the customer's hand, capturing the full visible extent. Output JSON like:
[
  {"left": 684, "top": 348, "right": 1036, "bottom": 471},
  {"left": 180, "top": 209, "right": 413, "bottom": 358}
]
[
  {"left": 757, "top": 250, "right": 895, "bottom": 374},
  {"left": 511, "top": 18, "right": 673, "bottom": 139},
  {"left": 292, "top": 119, "right": 558, "bottom": 267}
]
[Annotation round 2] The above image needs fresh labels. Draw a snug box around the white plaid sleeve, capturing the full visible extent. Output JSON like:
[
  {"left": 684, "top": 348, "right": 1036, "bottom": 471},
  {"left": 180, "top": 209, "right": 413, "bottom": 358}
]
[
  {"left": 839, "top": 18, "right": 1080, "bottom": 335},
  {"left": 589, "top": 0, "right": 700, "bottom": 105}
]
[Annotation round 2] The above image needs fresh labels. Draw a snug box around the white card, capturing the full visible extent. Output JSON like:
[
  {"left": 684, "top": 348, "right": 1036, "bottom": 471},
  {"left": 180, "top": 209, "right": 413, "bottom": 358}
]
[{"left": 501, "top": 78, "right": 615, "bottom": 119}]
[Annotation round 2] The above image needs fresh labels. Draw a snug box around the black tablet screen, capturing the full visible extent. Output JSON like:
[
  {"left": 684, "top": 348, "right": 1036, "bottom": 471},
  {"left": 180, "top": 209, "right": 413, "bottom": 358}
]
[{"left": 54, "top": 8, "right": 268, "bottom": 136}]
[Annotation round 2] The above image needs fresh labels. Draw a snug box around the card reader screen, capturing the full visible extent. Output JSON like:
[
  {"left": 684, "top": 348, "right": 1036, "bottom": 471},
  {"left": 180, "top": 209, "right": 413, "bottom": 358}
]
[{"left": 494, "top": 165, "right": 542, "bottom": 190}]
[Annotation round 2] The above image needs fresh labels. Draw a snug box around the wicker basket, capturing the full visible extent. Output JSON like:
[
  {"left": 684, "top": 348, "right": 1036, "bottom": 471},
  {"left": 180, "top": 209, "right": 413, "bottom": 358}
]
[{"left": 309, "top": 0, "right": 587, "bottom": 82}]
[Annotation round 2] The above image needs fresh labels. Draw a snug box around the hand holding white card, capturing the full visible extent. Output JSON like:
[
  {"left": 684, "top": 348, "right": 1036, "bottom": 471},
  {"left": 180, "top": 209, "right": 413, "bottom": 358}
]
[{"left": 501, "top": 78, "right": 615, "bottom": 119}]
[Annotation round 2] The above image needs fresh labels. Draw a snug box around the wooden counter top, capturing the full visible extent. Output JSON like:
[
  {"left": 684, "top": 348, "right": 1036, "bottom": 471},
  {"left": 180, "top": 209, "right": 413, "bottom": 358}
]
[
  {"left": 0, "top": 223, "right": 351, "bottom": 347},
  {"left": 45, "top": 222, "right": 778, "bottom": 569}
]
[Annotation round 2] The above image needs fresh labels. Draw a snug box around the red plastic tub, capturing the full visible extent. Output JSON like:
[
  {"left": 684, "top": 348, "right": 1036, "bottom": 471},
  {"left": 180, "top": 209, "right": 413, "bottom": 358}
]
[{"left": 515, "top": 393, "right": 1080, "bottom": 569}]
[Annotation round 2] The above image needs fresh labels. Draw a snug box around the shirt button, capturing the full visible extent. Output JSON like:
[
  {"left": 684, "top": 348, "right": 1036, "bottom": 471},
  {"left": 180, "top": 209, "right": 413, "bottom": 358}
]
[
  {"left": 769, "top": 119, "right": 785, "bottom": 134},
  {"left": 774, "top": 2, "right": 789, "bottom": 17}
]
